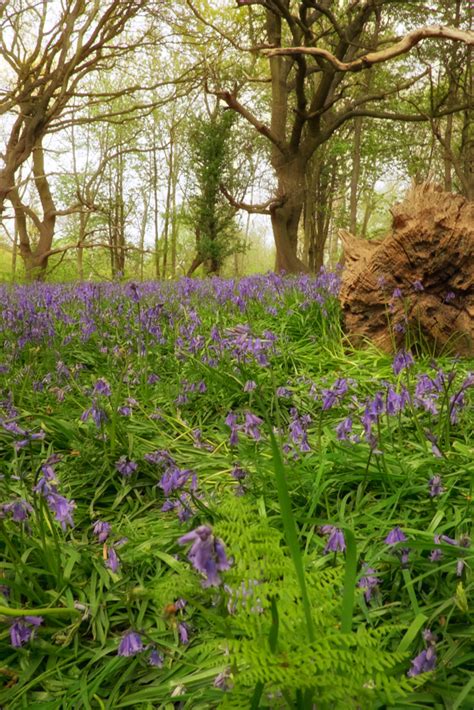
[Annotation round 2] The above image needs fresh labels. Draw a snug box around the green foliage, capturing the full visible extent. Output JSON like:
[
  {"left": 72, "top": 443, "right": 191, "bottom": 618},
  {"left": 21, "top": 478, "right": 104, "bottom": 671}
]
[
  {"left": 210, "top": 498, "right": 414, "bottom": 709},
  {"left": 187, "top": 110, "right": 244, "bottom": 272}
]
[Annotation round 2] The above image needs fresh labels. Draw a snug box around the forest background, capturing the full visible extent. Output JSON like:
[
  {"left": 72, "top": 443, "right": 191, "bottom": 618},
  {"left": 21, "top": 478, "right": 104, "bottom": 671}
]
[{"left": 0, "top": 0, "right": 472, "bottom": 282}]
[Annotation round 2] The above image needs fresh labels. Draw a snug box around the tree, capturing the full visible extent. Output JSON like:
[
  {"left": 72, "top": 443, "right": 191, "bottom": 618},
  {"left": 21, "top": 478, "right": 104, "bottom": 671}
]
[
  {"left": 0, "top": 0, "right": 150, "bottom": 278},
  {"left": 203, "top": 0, "right": 474, "bottom": 271},
  {"left": 186, "top": 109, "right": 243, "bottom": 275}
]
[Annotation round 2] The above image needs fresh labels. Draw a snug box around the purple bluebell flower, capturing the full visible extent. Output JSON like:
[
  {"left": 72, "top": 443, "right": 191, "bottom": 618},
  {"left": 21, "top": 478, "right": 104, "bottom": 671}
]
[
  {"left": 401, "top": 548, "right": 410, "bottom": 567},
  {"left": 178, "top": 621, "right": 189, "bottom": 644},
  {"left": 407, "top": 646, "right": 436, "bottom": 677},
  {"left": 384, "top": 527, "right": 407, "bottom": 545},
  {"left": 179, "top": 525, "right": 231, "bottom": 587},
  {"left": 144, "top": 449, "right": 174, "bottom": 466},
  {"left": 118, "top": 631, "right": 143, "bottom": 656},
  {"left": 93, "top": 520, "right": 111, "bottom": 543},
  {"left": 358, "top": 566, "right": 380, "bottom": 603},
  {"left": 94, "top": 378, "right": 111, "bottom": 397},
  {"left": 214, "top": 669, "right": 233, "bottom": 690},
  {"left": 81, "top": 403, "right": 107, "bottom": 428},
  {"left": 412, "top": 280, "right": 424, "bottom": 292},
  {"left": 46, "top": 493, "right": 75, "bottom": 530},
  {"left": 115, "top": 457, "right": 138, "bottom": 477},
  {"left": 1, "top": 499, "right": 33, "bottom": 522},
  {"left": 392, "top": 287, "right": 403, "bottom": 299},
  {"left": 243, "top": 411, "right": 263, "bottom": 441},
  {"left": 335, "top": 416, "right": 353, "bottom": 441},
  {"left": 386, "top": 386, "right": 410, "bottom": 415},
  {"left": 225, "top": 412, "right": 240, "bottom": 446},
  {"left": 149, "top": 649, "right": 164, "bottom": 667},
  {"left": 105, "top": 547, "right": 120, "bottom": 573},
  {"left": 456, "top": 559, "right": 465, "bottom": 576},
  {"left": 243, "top": 380, "right": 257, "bottom": 392},
  {"left": 231, "top": 465, "right": 247, "bottom": 481},
  {"left": 393, "top": 350, "right": 414, "bottom": 376},
  {"left": 444, "top": 291, "right": 455, "bottom": 303},
  {"left": 322, "top": 378, "right": 348, "bottom": 410},
  {"left": 435, "top": 534, "right": 458, "bottom": 546},
  {"left": 429, "top": 475, "right": 444, "bottom": 497},
  {"left": 159, "top": 465, "right": 196, "bottom": 496},
  {"left": 10, "top": 616, "right": 43, "bottom": 648},
  {"left": 162, "top": 494, "right": 194, "bottom": 522},
  {"left": 371, "top": 391, "right": 385, "bottom": 416},
  {"left": 320, "top": 525, "right": 346, "bottom": 553},
  {"left": 288, "top": 408, "right": 311, "bottom": 452},
  {"left": 430, "top": 549, "right": 443, "bottom": 562},
  {"left": 276, "top": 386, "right": 292, "bottom": 398}
]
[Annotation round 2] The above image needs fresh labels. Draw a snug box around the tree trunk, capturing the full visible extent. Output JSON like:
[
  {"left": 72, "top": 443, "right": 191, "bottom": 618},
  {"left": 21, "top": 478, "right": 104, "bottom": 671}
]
[
  {"left": 444, "top": 113, "right": 454, "bottom": 192},
  {"left": 139, "top": 192, "right": 149, "bottom": 281},
  {"left": 461, "top": 46, "right": 473, "bottom": 200},
  {"left": 271, "top": 157, "right": 309, "bottom": 272},
  {"left": 9, "top": 138, "right": 56, "bottom": 280},
  {"left": 162, "top": 135, "right": 174, "bottom": 278},
  {"left": 152, "top": 139, "right": 161, "bottom": 278},
  {"left": 350, "top": 117, "right": 363, "bottom": 234}
]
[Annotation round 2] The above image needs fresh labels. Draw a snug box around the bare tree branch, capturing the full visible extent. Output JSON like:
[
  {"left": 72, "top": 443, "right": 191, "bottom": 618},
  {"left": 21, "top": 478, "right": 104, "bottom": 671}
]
[
  {"left": 208, "top": 85, "right": 289, "bottom": 155},
  {"left": 263, "top": 26, "right": 474, "bottom": 72},
  {"left": 220, "top": 183, "right": 284, "bottom": 214}
]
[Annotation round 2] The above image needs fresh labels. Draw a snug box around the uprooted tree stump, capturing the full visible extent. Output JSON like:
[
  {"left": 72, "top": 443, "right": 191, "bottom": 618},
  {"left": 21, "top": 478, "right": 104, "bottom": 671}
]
[{"left": 339, "top": 184, "right": 474, "bottom": 356}]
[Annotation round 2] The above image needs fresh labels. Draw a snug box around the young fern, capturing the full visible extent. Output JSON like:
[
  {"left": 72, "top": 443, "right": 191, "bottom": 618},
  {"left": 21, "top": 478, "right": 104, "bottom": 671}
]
[{"left": 153, "top": 497, "right": 417, "bottom": 708}]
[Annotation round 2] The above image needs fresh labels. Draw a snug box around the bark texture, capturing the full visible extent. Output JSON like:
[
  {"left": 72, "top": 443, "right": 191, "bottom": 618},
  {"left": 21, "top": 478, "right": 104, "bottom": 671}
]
[{"left": 340, "top": 184, "right": 474, "bottom": 355}]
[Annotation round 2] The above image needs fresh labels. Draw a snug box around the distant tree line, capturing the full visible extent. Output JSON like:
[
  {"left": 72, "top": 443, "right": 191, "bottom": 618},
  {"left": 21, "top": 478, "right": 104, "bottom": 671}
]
[{"left": 0, "top": 0, "right": 472, "bottom": 280}]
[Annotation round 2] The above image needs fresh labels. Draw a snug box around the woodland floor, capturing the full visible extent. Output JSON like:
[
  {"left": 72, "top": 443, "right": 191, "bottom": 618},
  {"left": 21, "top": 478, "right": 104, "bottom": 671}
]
[{"left": 0, "top": 274, "right": 473, "bottom": 709}]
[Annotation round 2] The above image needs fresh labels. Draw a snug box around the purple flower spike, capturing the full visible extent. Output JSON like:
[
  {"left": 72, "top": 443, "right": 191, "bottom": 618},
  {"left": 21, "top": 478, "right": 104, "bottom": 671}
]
[
  {"left": 429, "top": 476, "right": 444, "bottom": 497},
  {"left": 149, "top": 649, "right": 164, "bottom": 667},
  {"left": 384, "top": 527, "right": 407, "bottom": 545},
  {"left": 321, "top": 525, "right": 346, "bottom": 553},
  {"left": 456, "top": 559, "right": 465, "bottom": 576},
  {"left": 94, "top": 378, "right": 111, "bottom": 397},
  {"left": 225, "top": 412, "right": 240, "bottom": 447},
  {"left": 335, "top": 416, "right": 353, "bottom": 441},
  {"left": 118, "top": 631, "right": 143, "bottom": 656},
  {"left": 407, "top": 646, "right": 436, "bottom": 677},
  {"left": 243, "top": 411, "right": 263, "bottom": 441},
  {"left": 10, "top": 616, "right": 43, "bottom": 648},
  {"left": 105, "top": 547, "right": 120, "bottom": 573},
  {"left": 178, "top": 621, "right": 189, "bottom": 645},
  {"left": 46, "top": 493, "right": 75, "bottom": 530},
  {"left": 115, "top": 456, "right": 138, "bottom": 477},
  {"left": 392, "top": 350, "right": 414, "bottom": 376},
  {"left": 1, "top": 499, "right": 33, "bottom": 522},
  {"left": 214, "top": 668, "right": 233, "bottom": 691},
  {"left": 358, "top": 566, "right": 380, "bottom": 603},
  {"left": 178, "top": 525, "right": 231, "bottom": 587},
  {"left": 93, "top": 520, "right": 111, "bottom": 543}
]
